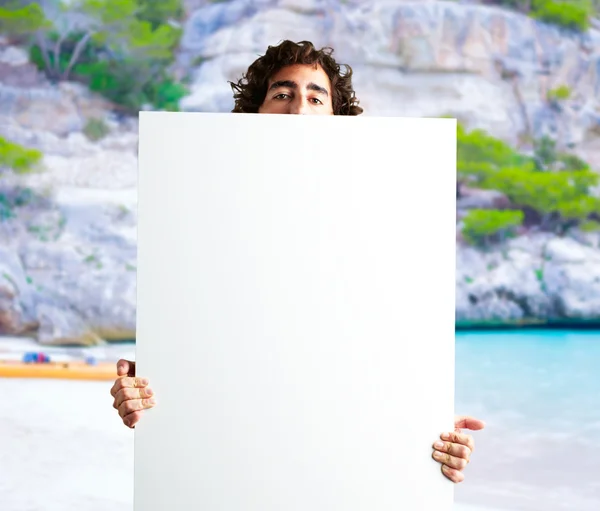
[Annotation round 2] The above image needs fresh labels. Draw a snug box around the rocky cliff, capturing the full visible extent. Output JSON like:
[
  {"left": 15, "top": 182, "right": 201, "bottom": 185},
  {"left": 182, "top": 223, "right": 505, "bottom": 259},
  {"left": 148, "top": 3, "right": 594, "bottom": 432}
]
[
  {"left": 179, "top": 0, "right": 600, "bottom": 165},
  {"left": 1, "top": 0, "right": 599, "bottom": 345},
  {"left": 0, "top": 40, "right": 139, "bottom": 344}
]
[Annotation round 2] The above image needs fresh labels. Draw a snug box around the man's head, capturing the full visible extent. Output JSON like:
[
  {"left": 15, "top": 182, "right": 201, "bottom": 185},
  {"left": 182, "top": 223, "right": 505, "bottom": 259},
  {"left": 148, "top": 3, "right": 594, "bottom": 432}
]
[{"left": 230, "top": 40, "right": 363, "bottom": 116}]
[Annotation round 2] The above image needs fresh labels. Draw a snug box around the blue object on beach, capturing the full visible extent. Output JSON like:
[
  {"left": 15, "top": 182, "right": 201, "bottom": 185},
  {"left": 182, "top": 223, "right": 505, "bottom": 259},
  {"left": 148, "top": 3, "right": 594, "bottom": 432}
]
[
  {"left": 85, "top": 356, "right": 98, "bottom": 366},
  {"left": 22, "top": 352, "right": 51, "bottom": 363},
  {"left": 22, "top": 352, "right": 35, "bottom": 363}
]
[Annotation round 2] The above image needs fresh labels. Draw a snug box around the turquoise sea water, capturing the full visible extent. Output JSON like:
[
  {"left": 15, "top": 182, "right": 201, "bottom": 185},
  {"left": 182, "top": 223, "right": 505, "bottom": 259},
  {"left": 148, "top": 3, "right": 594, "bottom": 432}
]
[{"left": 454, "top": 329, "right": 600, "bottom": 511}]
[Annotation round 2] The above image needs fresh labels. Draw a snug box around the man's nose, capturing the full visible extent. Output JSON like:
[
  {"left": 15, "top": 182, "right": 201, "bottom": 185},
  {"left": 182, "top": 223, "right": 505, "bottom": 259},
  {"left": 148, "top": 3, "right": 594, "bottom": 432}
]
[{"left": 288, "top": 97, "right": 309, "bottom": 115}]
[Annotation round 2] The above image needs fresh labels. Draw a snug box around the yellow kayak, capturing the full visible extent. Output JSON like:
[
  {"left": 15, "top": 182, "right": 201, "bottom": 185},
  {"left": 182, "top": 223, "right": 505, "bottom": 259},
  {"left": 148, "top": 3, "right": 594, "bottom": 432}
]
[{"left": 0, "top": 360, "right": 117, "bottom": 381}]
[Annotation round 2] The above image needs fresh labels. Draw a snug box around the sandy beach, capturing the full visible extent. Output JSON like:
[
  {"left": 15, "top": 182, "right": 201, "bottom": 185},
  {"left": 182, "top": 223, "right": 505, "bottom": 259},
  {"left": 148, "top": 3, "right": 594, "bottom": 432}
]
[
  {"left": 0, "top": 377, "right": 506, "bottom": 511},
  {"left": 0, "top": 377, "right": 502, "bottom": 511}
]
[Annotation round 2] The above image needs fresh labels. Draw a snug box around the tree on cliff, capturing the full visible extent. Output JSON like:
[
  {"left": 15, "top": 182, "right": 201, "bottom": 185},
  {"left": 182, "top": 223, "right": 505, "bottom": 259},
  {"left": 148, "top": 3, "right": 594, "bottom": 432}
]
[
  {"left": 457, "top": 124, "right": 600, "bottom": 244},
  {"left": 0, "top": 0, "right": 187, "bottom": 111}
]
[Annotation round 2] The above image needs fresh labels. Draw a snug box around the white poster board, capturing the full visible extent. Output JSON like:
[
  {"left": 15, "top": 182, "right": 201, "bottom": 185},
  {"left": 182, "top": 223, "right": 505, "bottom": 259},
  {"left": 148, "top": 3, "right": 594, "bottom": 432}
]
[{"left": 134, "top": 112, "right": 456, "bottom": 511}]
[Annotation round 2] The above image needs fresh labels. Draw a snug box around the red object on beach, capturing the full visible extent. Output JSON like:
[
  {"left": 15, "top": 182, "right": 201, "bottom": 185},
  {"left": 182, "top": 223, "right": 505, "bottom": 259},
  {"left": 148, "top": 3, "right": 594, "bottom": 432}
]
[{"left": 35, "top": 353, "right": 49, "bottom": 363}]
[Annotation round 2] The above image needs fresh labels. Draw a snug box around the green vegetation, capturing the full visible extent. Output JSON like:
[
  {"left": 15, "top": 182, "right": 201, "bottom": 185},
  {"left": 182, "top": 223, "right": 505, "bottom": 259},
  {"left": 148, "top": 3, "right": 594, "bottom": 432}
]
[
  {"left": 531, "top": 0, "right": 591, "bottom": 31},
  {"left": 457, "top": 124, "right": 600, "bottom": 245},
  {"left": 2, "top": 0, "right": 188, "bottom": 113},
  {"left": 0, "top": 187, "right": 36, "bottom": 222},
  {"left": 547, "top": 85, "right": 571, "bottom": 102},
  {"left": 493, "top": 0, "right": 593, "bottom": 32},
  {"left": 0, "top": 136, "right": 42, "bottom": 174},
  {"left": 0, "top": 3, "right": 49, "bottom": 37},
  {"left": 483, "top": 168, "right": 599, "bottom": 226},
  {"left": 457, "top": 123, "right": 532, "bottom": 184},
  {"left": 0, "top": 137, "right": 42, "bottom": 221},
  {"left": 136, "top": 0, "right": 184, "bottom": 28},
  {"left": 579, "top": 219, "right": 600, "bottom": 232},
  {"left": 83, "top": 118, "right": 110, "bottom": 141},
  {"left": 462, "top": 209, "right": 524, "bottom": 246},
  {"left": 532, "top": 136, "right": 590, "bottom": 171}
]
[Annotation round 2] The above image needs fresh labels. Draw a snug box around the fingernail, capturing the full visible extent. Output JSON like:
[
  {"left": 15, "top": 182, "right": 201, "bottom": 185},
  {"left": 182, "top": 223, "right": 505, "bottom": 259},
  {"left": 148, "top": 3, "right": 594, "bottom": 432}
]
[
  {"left": 441, "top": 433, "right": 450, "bottom": 440},
  {"left": 141, "top": 378, "right": 149, "bottom": 385},
  {"left": 433, "top": 451, "right": 441, "bottom": 459},
  {"left": 146, "top": 388, "right": 153, "bottom": 396},
  {"left": 149, "top": 398, "right": 156, "bottom": 405},
  {"left": 434, "top": 441, "right": 444, "bottom": 449}
]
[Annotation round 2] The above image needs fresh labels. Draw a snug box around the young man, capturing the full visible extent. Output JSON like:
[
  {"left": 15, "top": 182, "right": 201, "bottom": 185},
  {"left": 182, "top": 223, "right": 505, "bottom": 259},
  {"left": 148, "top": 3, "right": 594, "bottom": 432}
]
[{"left": 111, "top": 40, "right": 485, "bottom": 484}]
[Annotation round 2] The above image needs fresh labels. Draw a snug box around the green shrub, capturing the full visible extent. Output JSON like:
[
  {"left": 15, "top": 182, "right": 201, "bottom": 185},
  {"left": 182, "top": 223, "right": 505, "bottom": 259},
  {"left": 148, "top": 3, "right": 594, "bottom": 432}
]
[
  {"left": 458, "top": 124, "right": 525, "bottom": 168},
  {"left": 533, "top": 136, "right": 590, "bottom": 171},
  {"left": 457, "top": 123, "right": 600, "bottom": 233},
  {"left": 580, "top": 220, "right": 600, "bottom": 232},
  {"left": 0, "top": 187, "right": 35, "bottom": 222},
  {"left": 0, "top": 137, "right": 42, "bottom": 174},
  {"left": 0, "top": 3, "right": 49, "bottom": 37},
  {"left": 0, "top": 193, "right": 14, "bottom": 221},
  {"left": 547, "top": 85, "right": 571, "bottom": 101},
  {"left": 145, "top": 78, "right": 188, "bottom": 111},
  {"left": 531, "top": 0, "right": 591, "bottom": 31},
  {"left": 489, "top": 1, "right": 593, "bottom": 31},
  {"left": 481, "top": 167, "right": 600, "bottom": 225},
  {"left": 457, "top": 122, "right": 535, "bottom": 184},
  {"left": 557, "top": 153, "right": 590, "bottom": 171},
  {"left": 74, "top": 59, "right": 188, "bottom": 112},
  {"left": 7, "top": 0, "right": 187, "bottom": 113},
  {"left": 137, "top": 0, "right": 184, "bottom": 28},
  {"left": 533, "top": 135, "right": 557, "bottom": 169},
  {"left": 462, "top": 209, "right": 524, "bottom": 246},
  {"left": 83, "top": 118, "right": 110, "bottom": 141}
]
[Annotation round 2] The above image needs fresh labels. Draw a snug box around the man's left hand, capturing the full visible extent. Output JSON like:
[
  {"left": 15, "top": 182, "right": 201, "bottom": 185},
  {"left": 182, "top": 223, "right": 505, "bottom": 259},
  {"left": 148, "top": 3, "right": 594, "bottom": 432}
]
[{"left": 432, "top": 415, "right": 486, "bottom": 483}]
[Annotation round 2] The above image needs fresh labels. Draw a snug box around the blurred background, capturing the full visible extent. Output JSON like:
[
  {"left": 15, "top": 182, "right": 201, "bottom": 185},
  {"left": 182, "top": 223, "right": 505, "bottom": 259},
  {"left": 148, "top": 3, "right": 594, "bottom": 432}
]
[{"left": 0, "top": 0, "right": 599, "bottom": 510}]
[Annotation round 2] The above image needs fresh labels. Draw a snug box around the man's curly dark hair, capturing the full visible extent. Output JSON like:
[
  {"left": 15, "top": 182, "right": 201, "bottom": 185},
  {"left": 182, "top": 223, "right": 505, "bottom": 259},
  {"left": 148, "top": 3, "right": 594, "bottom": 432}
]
[{"left": 229, "top": 40, "right": 363, "bottom": 116}]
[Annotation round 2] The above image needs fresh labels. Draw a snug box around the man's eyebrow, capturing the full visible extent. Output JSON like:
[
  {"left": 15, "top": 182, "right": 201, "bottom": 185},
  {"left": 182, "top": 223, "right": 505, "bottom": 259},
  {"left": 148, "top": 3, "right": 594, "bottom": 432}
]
[
  {"left": 269, "top": 80, "right": 297, "bottom": 91},
  {"left": 306, "top": 82, "right": 329, "bottom": 96},
  {"left": 268, "top": 80, "right": 329, "bottom": 96}
]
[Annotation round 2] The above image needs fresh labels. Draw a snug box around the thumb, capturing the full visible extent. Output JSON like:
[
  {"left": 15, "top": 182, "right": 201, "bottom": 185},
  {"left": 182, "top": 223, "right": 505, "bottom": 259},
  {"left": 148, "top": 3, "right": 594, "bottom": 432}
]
[
  {"left": 116, "top": 359, "right": 135, "bottom": 377},
  {"left": 454, "top": 415, "right": 486, "bottom": 431}
]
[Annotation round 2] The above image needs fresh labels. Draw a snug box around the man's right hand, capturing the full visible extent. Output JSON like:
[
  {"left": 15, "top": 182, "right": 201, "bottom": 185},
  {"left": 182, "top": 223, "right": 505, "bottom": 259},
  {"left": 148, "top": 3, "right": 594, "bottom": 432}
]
[{"left": 110, "top": 358, "right": 156, "bottom": 428}]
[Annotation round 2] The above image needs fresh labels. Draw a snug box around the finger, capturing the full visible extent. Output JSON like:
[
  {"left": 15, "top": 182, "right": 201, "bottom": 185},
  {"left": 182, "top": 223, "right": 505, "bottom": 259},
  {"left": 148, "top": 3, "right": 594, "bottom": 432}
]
[
  {"left": 116, "top": 359, "right": 136, "bottom": 377},
  {"left": 441, "top": 431, "right": 475, "bottom": 452},
  {"left": 113, "top": 386, "right": 154, "bottom": 410},
  {"left": 110, "top": 376, "right": 149, "bottom": 398},
  {"left": 118, "top": 397, "right": 156, "bottom": 418},
  {"left": 454, "top": 415, "right": 485, "bottom": 431},
  {"left": 432, "top": 449, "right": 469, "bottom": 471},
  {"left": 123, "top": 410, "right": 144, "bottom": 429},
  {"left": 116, "top": 359, "right": 129, "bottom": 377},
  {"left": 441, "top": 464, "right": 465, "bottom": 484},
  {"left": 434, "top": 439, "right": 471, "bottom": 459}
]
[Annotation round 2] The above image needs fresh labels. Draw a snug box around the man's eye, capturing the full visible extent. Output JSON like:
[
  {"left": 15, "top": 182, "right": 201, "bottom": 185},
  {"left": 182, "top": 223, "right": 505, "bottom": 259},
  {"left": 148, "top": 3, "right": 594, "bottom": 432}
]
[
  {"left": 310, "top": 98, "right": 323, "bottom": 105},
  {"left": 274, "top": 93, "right": 290, "bottom": 100}
]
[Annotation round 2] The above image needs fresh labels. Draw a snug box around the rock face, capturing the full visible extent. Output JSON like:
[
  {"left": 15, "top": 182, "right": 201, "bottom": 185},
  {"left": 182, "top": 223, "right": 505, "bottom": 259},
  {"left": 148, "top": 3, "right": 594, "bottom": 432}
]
[
  {"left": 0, "top": 37, "right": 138, "bottom": 345},
  {"left": 1, "top": 1, "right": 600, "bottom": 344},
  {"left": 179, "top": 0, "right": 600, "bottom": 166},
  {"left": 456, "top": 233, "right": 600, "bottom": 324}
]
